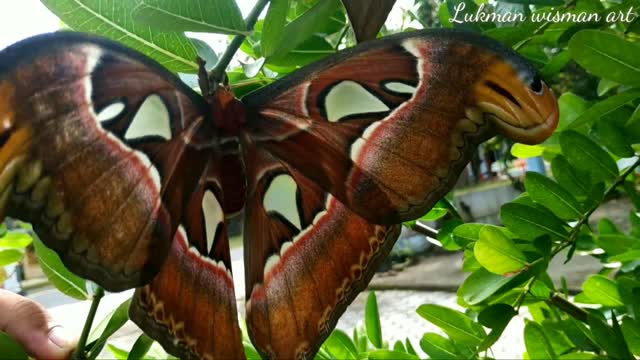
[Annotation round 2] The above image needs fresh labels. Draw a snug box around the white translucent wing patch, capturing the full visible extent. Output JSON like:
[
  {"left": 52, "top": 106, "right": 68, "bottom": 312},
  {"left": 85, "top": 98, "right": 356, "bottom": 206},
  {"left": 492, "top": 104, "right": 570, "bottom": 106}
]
[
  {"left": 264, "top": 254, "right": 280, "bottom": 278},
  {"left": 96, "top": 102, "right": 126, "bottom": 122},
  {"left": 384, "top": 82, "right": 417, "bottom": 95},
  {"left": 125, "top": 94, "right": 172, "bottom": 140},
  {"left": 263, "top": 174, "right": 301, "bottom": 231},
  {"left": 325, "top": 81, "right": 390, "bottom": 122},
  {"left": 202, "top": 190, "right": 224, "bottom": 254}
]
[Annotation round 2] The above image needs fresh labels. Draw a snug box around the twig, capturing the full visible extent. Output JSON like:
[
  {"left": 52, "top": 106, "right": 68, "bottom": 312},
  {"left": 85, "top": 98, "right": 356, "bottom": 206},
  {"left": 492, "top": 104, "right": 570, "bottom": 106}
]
[
  {"left": 514, "top": 276, "right": 536, "bottom": 311},
  {"left": 548, "top": 293, "right": 589, "bottom": 323},
  {"left": 72, "top": 286, "right": 105, "bottom": 360},
  {"left": 210, "top": 0, "right": 270, "bottom": 82},
  {"left": 410, "top": 222, "right": 439, "bottom": 239},
  {"left": 551, "top": 156, "right": 640, "bottom": 259}
]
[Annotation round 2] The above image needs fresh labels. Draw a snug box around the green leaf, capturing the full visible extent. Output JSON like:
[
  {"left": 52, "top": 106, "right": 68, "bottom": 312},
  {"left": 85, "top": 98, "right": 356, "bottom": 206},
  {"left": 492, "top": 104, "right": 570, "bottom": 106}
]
[
  {"left": 107, "top": 343, "right": 129, "bottom": 360},
  {"left": 0, "top": 232, "right": 32, "bottom": 249},
  {"left": 498, "top": 0, "right": 562, "bottom": 4},
  {"left": 144, "top": 342, "right": 177, "bottom": 359},
  {"left": 511, "top": 143, "right": 544, "bottom": 158},
  {"left": 609, "top": 250, "right": 640, "bottom": 263},
  {"left": 622, "top": 316, "right": 640, "bottom": 356},
  {"left": 419, "top": 333, "right": 460, "bottom": 359},
  {"left": 128, "top": 334, "right": 154, "bottom": 360},
  {"left": 416, "top": 304, "right": 486, "bottom": 346},
  {"left": 446, "top": 0, "right": 486, "bottom": 32},
  {"left": 462, "top": 249, "right": 481, "bottom": 273},
  {"left": 557, "top": 93, "right": 589, "bottom": 132},
  {"left": 353, "top": 326, "right": 367, "bottom": 353},
  {"left": 551, "top": 155, "right": 591, "bottom": 199},
  {"left": 438, "top": 2, "right": 453, "bottom": 28},
  {"left": 0, "top": 332, "right": 28, "bottom": 360},
  {"left": 540, "top": 51, "right": 571, "bottom": 78},
  {"left": 625, "top": 103, "right": 640, "bottom": 140},
  {"left": 268, "top": 0, "right": 340, "bottom": 61},
  {"left": 595, "top": 234, "right": 638, "bottom": 256},
  {"left": 458, "top": 268, "right": 512, "bottom": 305},
  {"left": 475, "top": 225, "right": 528, "bottom": 275},
  {"left": 437, "top": 219, "right": 464, "bottom": 251},
  {"left": 266, "top": 35, "right": 335, "bottom": 68},
  {"left": 501, "top": 203, "right": 569, "bottom": 242},
  {"left": 588, "top": 313, "right": 632, "bottom": 359},
  {"left": 132, "top": 0, "right": 246, "bottom": 34},
  {"left": 582, "top": 275, "right": 624, "bottom": 307},
  {"left": 421, "top": 202, "right": 449, "bottom": 221},
  {"left": 452, "top": 223, "right": 483, "bottom": 247},
  {"left": 569, "top": 91, "right": 640, "bottom": 132},
  {"left": 525, "top": 172, "right": 584, "bottom": 220},
  {"left": 594, "top": 119, "right": 635, "bottom": 158},
  {"left": 631, "top": 211, "right": 640, "bottom": 238},
  {"left": 367, "top": 350, "right": 419, "bottom": 360},
  {"left": 483, "top": 21, "right": 540, "bottom": 47},
  {"left": 322, "top": 330, "right": 357, "bottom": 359},
  {"left": 619, "top": 283, "right": 640, "bottom": 313},
  {"left": 612, "top": 314, "right": 634, "bottom": 360},
  {"left": 262, "top": 0, "right": 290, "bottom": 57},
  {"left": 540, "top": 321, "right": 575, "bottom": 355},
  {"left": 598, "top": 218, "right": 622, "bottom": 235},
  {"left": 477, "top": 304, "right": 517, "bottom": 351},
  {"left": 42, "top": 0, "right": 199, "bottom": 73},
  {"left": 32, "top": 235, "right": 88, "bottom": 300},
  {"left": 190, "top": 38, "right": 218, "bottom": 69},
  {"left": 0, "top": 249, "right": 23, "bottom": 266},
  {"left": 243, "top": 341, "right": 261, "bottom": 360},
  {"left": 365, "top": 292, "right": 383, "bottom": 348},
  {"left": 405, "top": 339, "right": 418, "bottom": 356},
  {"left": 558, "top": 352, "right": 599, "bottom": 359},
  {"left": 569, "top": 30, "right": 640, "bottom": 86},
  {"left": 560, "top": 318, "right": 599, "bottom": 352},
  {"left": 524, "top": 321, "right": 556, "bottom": 359},
  {"left": 393, "top": 340, "right": 406, "bottom": 352},
  {"left": 597, "top": 78, "right": 619, "bottom": 97},
  {"left": 87, "top": 298, "right": 132, "bottom": 353},
  {"left": 560, "top": 130, "right": 619, "bottom": 183}
]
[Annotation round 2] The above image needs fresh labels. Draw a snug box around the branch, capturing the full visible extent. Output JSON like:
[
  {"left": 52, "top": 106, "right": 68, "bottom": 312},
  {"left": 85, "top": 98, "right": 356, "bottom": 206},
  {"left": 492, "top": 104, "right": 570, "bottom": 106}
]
[
  {"left": 210, "top": 0, "right": 270, "bottom": 82},
  {"left": 72, "top": 286, "right": 105, "bottom": 360},
  {"left": 548, "top": 293, "right": 589, "bottom": 323},
  {"left": 410, "top": 222, "right": 439, "bottom": 239}
]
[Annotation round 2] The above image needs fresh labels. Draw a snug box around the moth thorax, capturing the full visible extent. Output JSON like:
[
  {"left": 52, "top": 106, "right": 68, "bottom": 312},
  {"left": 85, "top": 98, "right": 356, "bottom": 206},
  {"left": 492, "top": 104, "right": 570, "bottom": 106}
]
[{"left": 209, "top": 87, "right": 246, "bottom": 135}]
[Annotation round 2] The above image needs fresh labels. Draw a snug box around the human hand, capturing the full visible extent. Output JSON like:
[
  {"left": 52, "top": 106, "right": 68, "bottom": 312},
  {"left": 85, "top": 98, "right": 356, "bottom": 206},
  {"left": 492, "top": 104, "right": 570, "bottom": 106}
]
[{"left": 0, "top": 289, "right": 75, "bottom": 359}]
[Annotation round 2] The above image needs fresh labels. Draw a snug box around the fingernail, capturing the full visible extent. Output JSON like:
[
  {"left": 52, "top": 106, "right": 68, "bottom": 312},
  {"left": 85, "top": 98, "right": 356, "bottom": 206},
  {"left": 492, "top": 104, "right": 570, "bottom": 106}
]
[{"left": 48, "top": 325, "right": 72, "bottom": 348}]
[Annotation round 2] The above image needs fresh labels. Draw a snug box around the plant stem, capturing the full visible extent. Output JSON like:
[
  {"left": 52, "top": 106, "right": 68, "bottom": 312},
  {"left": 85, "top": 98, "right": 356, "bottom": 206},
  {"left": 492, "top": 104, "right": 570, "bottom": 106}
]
[
  {"left": 514, "top": 276, "right": 536, "bottom": 311},
  {"left": 210, "top": 0, "right": 271, "bottom": 82},
  {"left": 72, "top": 286, "right": 105, "bottom": 360},
  {"left": 548, "top": 293, "right": 589, "bottom": 323},
  {"left": 410, "top": 222, "right": 439, "bottom": 239},
  {"left": 551, "top": 156, "right": 640, "bottom": 258}
]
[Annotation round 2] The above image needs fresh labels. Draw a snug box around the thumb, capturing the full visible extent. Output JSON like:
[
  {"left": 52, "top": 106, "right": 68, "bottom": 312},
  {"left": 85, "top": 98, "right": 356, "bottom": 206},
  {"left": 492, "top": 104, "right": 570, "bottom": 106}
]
[{"left": 0, "top": 289, "right": 75, "bottom": 359}]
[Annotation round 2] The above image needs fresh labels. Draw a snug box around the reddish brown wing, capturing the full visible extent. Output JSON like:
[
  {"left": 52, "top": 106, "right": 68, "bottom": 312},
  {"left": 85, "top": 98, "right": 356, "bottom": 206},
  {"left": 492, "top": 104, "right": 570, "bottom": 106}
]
[
  {"left": 0, "top": 32, "right": 246, "bottom": 359},
  {"left": 0, "top": 32, "right": 210, "bottom": 290},
  {"left": 241, "top": 138, "right": 400, "bottom": 358},
  {"left": 240, "top": 29, "right": 558, "bottom": 358},
  {"left": 242, "top": 29, "right": 559, "bottom": 227},
  {"left": 130, "top": 153, "right": 245, "bottom": 359}
]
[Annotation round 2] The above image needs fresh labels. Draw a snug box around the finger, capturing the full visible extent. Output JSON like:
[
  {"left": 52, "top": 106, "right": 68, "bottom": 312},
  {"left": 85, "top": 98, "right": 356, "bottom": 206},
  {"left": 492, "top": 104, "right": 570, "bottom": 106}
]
[{"left": 0, "top": 289, "right": 75, "bottom": 359}]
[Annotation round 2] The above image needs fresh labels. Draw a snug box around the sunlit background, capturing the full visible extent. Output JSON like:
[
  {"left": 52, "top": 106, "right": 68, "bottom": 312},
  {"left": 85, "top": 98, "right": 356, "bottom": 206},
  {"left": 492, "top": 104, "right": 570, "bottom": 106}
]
[{"left": 0, "top": 0, "right": 418, "bottom": 53}]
